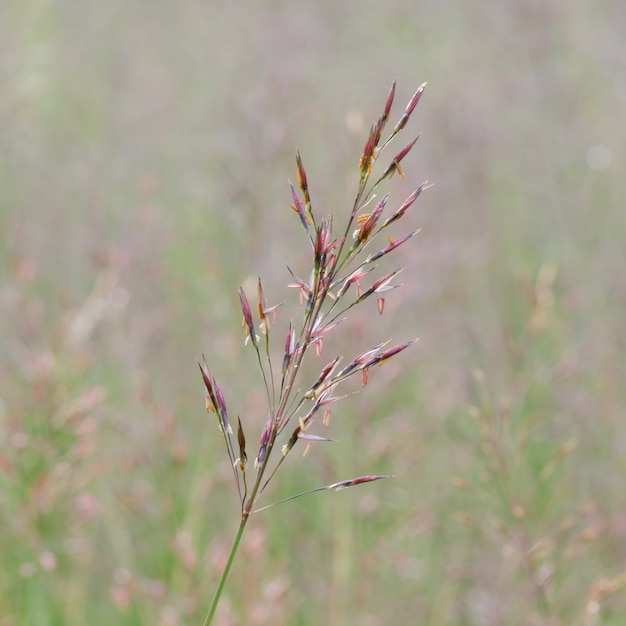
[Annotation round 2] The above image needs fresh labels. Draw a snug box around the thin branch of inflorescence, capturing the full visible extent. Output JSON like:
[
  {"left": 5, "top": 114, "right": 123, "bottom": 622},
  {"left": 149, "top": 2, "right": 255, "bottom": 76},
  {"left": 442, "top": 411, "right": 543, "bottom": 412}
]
[{"left": 200, "top": 79, "right": 429, "bottom": 626}]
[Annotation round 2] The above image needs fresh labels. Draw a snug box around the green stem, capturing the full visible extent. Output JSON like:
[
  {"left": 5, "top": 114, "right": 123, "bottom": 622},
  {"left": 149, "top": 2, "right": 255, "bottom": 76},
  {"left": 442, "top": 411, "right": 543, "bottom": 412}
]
[{"left": 202, "top": 515, "right": 249, "bottom": 626}]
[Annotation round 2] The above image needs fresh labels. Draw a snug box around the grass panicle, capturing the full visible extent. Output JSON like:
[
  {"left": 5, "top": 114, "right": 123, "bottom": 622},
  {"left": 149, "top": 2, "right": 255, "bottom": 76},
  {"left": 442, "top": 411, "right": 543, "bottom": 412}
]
[{"left": 199, "top": 80, "right": 428, "bottom": 625}]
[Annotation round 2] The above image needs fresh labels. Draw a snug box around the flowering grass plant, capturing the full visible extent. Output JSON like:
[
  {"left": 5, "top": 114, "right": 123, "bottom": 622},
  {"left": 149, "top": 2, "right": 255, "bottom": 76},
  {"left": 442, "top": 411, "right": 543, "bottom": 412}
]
[{"left": 199, "top": 80, "right": 428, "bottom": 625}]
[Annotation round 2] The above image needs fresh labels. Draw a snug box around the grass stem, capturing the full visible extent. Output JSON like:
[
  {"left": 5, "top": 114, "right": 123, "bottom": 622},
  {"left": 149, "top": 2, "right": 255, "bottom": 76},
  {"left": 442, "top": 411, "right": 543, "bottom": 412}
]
[{"left": 202, "top": 516, "right": 249, "bottom": 626}]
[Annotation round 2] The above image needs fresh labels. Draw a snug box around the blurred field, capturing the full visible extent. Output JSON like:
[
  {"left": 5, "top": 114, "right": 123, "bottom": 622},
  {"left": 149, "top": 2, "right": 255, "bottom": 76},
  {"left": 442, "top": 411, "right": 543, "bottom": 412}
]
[{"left": 2, "top": 1, "right": 626, "bottom": 625}]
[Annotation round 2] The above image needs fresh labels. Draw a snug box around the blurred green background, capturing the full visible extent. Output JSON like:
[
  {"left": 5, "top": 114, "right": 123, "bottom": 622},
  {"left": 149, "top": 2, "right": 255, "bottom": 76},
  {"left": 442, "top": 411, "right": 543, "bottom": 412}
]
[{"left": 1, "top": 1, "right": 625, "bottom": 625}]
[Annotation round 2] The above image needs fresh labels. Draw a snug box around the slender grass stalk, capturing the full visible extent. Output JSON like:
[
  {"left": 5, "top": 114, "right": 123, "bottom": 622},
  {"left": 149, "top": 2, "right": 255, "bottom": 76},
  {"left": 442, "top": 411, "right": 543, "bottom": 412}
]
[
  {"left": 199, "top": 80, "right": 429, "bottom": 624},
  {"left": 202, "top": 516, "right": 249, "bottom": 626}
]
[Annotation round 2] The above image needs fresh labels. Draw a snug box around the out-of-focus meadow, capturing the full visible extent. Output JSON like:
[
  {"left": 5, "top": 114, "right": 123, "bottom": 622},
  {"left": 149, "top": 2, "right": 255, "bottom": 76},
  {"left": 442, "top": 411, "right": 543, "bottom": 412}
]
[{"left": 2, "top": 1, "right": 625, "bottom": 624}]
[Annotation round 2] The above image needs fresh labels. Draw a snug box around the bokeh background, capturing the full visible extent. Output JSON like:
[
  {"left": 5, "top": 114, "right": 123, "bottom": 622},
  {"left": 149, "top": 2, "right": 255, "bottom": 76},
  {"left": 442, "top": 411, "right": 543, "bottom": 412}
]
[{"left": 1, "top": 1, "right": 625, "bottom": 625}]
